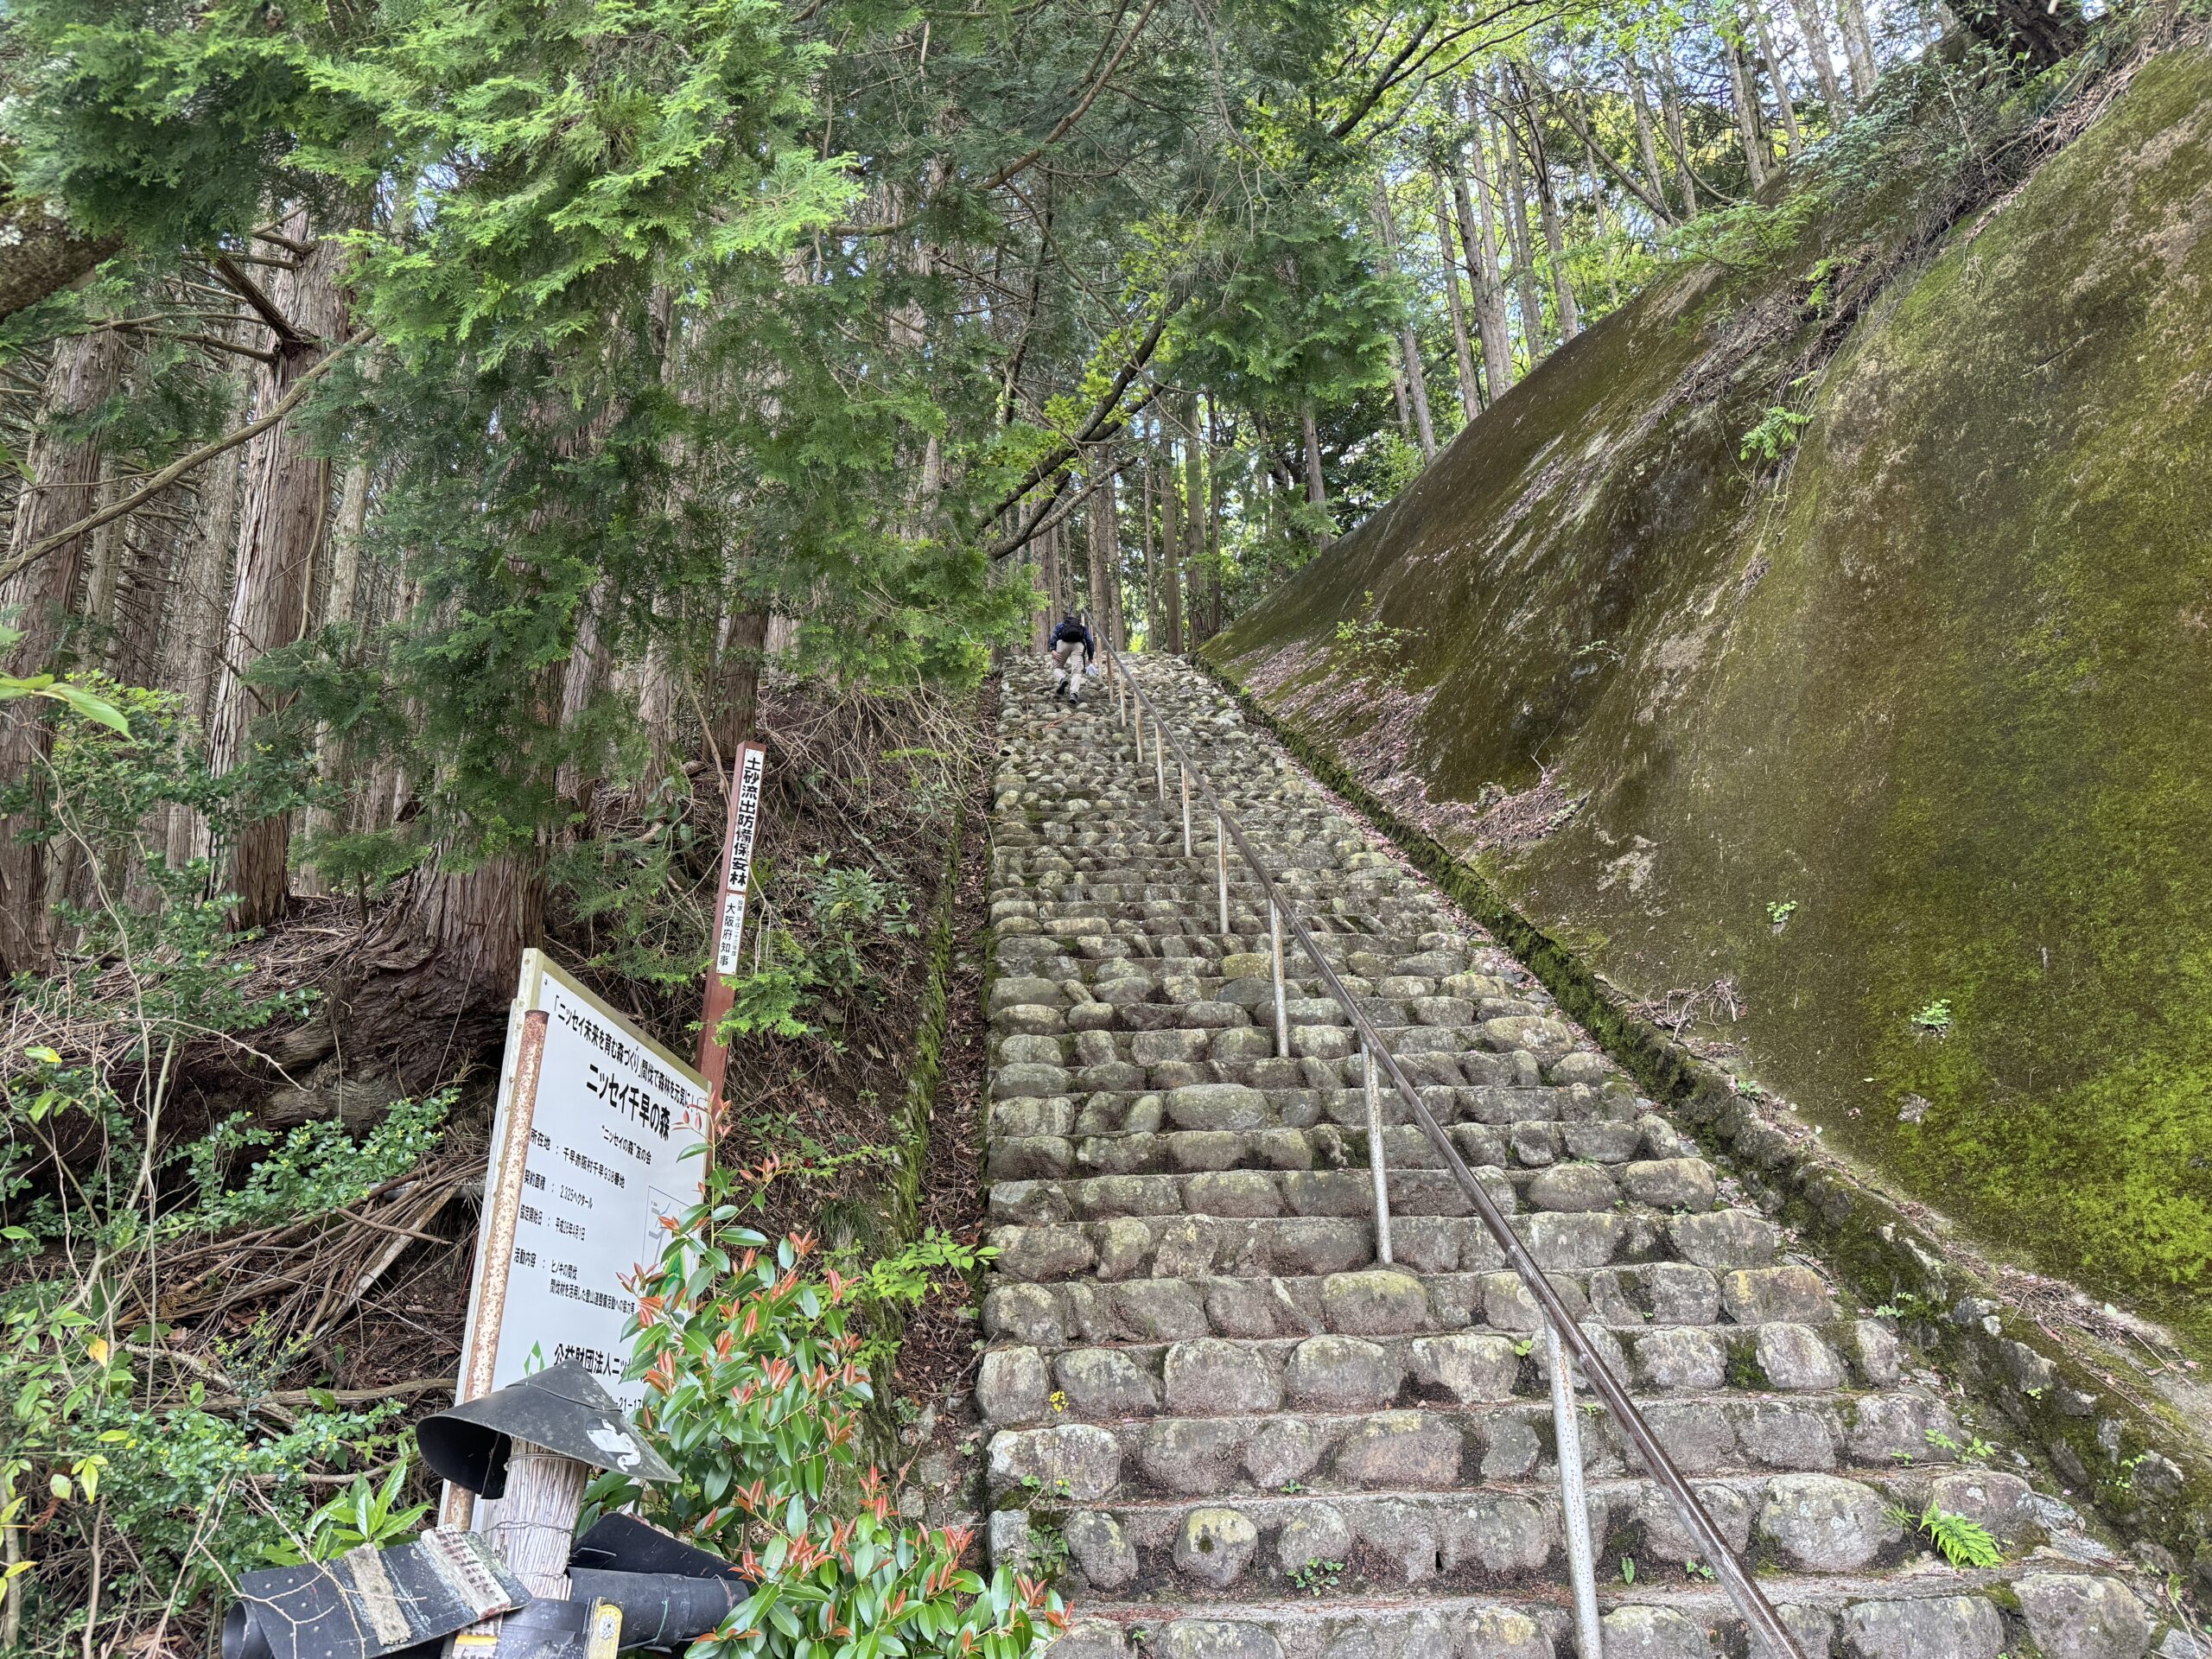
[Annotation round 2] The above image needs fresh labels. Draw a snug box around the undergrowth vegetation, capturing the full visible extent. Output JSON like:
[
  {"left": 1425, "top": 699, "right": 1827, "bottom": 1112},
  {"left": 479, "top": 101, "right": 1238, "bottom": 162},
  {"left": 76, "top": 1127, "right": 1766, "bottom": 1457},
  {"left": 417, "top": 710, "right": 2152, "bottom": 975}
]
[
  {"left": 0, "top": 677, "right": 996, "bottom": 1654},
  {"left": 0, "top": 707, "right": 435, "bottom": 1645}
]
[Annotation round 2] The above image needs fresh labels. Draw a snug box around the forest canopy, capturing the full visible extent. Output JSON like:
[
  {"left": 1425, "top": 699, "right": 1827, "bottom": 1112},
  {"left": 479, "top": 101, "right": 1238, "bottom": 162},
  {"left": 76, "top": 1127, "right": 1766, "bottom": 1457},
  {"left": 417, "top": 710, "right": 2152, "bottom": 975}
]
[{"left": 0, "top": 0, "right": 2090, "bottom": 986}]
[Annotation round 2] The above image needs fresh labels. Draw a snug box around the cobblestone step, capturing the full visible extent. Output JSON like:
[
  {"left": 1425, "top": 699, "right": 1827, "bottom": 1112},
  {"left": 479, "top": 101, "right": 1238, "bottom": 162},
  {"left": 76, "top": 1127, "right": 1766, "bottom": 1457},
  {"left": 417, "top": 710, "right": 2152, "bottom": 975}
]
[
  {"left": 1042, "top": 1563, "right": 2164, "bottom": 1659},
  {"left": 983, "top": 1391, "right": 1961, "bottom": 1493},
  {"left": 984, "top": 1129, "right": 1713, "bottom": 1190},
  {"left": 1011, "top": 1095, "right": 1670, "bottom": 1146},
  {"left": 977, "top": 1330, "right": 1908, "bottom": 1421},
  {"left": 982, "top": 1262, "right": 1846, "bottom": 1346},
  {"left": 982, "top": 1159, "right": 1707, "bottom": 1224},
  {"left": 985, "top": 1211, "right": 1701, "bottom": 1280},
  {"left": 982, "top": 1212, "right": 1826, "bottom": 1299},
  {"left": 1000, "top": 1465, "right": 2046, "bottom": 1599},
  {"left": 989, "top": 958, "right": 1543, "bottom": 1004}
]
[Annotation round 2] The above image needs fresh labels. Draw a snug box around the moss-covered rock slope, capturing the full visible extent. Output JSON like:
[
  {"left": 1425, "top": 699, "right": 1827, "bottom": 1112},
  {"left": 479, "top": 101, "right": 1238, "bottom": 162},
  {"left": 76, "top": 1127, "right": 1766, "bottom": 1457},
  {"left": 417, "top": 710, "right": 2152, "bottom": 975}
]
[{"left": 1209, "top": 46, "right": 2212, "bottom": 1349}]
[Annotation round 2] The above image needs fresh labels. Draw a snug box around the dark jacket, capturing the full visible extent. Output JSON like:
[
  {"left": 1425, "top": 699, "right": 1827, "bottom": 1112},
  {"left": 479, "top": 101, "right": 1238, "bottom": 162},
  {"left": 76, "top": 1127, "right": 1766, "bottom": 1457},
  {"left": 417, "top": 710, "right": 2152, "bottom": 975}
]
[{"left": 1050, "top": 619, "right": 1095, "bottom": 653}]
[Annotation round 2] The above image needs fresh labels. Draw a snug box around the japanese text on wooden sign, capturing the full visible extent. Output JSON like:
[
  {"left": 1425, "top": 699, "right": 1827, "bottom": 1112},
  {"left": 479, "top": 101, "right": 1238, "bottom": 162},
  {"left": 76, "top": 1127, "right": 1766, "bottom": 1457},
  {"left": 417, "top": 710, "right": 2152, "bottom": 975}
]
[
  {"left": 713, "top": 745, "right": 766, "bottom": 977},
  {"left": 455, "top": 951, "right": 709, "bottom": 1417}
]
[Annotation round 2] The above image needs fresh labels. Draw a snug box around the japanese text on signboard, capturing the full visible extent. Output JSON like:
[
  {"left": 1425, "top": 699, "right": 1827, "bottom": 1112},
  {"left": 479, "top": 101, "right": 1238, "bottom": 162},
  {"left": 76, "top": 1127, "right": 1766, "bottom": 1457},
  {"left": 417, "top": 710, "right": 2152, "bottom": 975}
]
[
  {"left": 462, "top": 960, "right": 709, "bottom": 1415},
  {"left": 713, "top": 746, "right": 766, "bottom": 976}
]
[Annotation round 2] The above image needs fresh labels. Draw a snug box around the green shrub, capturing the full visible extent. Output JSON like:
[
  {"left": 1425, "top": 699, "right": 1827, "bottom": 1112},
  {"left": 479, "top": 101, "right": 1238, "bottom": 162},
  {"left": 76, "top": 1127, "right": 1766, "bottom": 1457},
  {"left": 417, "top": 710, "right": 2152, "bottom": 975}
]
[
  {"left": 715, "top": 858, "right": 918, "bottom": 1044},
  {"left": 1332, "top": 592, "right": 1414, "bottom": 684},
  {"left": 2, "top": 1071, "right": 434, "bottom": 1646},
  {"left": 178, "top": 1096, "right": 450, "bottom": 1237},
  {"left": 606, "top": 1161, "right": 1060, "bottom": 1659}
]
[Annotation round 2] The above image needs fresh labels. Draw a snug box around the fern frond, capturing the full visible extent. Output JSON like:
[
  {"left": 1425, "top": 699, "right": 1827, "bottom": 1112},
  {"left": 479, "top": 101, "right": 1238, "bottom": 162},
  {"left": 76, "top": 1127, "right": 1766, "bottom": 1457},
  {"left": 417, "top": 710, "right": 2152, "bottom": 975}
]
[{"left": 1920, "top": 1505, "right": 2002, "bottom": 1568}]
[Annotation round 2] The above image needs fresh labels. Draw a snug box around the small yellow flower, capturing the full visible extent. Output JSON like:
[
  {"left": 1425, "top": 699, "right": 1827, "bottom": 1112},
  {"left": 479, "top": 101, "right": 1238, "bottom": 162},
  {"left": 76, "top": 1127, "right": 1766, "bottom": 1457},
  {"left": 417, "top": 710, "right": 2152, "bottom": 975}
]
[{"left": 1047, "top": 1390, "right": 1068, "bottom": 1414}]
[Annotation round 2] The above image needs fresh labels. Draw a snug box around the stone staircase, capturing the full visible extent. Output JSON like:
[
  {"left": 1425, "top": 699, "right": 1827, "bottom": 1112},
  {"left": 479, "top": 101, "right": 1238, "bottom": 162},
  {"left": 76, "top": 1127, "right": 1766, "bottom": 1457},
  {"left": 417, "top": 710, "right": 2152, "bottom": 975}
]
[{"left": 979, "top": 655, "right": 2187, "bottom": 1659}]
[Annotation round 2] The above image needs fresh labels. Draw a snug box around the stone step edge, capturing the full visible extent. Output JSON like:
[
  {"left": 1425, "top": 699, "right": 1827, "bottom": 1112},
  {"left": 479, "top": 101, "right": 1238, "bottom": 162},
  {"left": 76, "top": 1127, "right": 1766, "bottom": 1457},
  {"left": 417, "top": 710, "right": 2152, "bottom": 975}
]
[
  {"left": 989, "top": 1465, "right": 1978, "bottom": 1512},
  {"left": 980, "top": 1377, "right": 1931, "bottom": 1426},
  {"left": 1046, "top": 1556, "right": 2105, "bottom": 1618}
]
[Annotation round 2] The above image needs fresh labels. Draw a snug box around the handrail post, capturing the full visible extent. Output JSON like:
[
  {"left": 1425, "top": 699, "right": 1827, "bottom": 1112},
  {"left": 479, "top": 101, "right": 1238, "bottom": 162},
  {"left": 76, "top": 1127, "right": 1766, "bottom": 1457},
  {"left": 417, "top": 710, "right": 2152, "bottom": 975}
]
[
  {"left": 1268, "top": 899, "right": 1289, "bottom": 1058},
  {"left": 1548, "top": 1323, "right": 1605, "bottom": 1659},
  {"left": 1363, "top": 1045, "right": 1393, "bottom": 1265},
  {"left": 1216, "top": 813, "right": 1230, "bottom": 937},
  {"left": 1154, "top": 723, "right": 1166, "bottom": 804},
  {"left": 1180, "top": 766, "right": 1192, "bottom": 857}
]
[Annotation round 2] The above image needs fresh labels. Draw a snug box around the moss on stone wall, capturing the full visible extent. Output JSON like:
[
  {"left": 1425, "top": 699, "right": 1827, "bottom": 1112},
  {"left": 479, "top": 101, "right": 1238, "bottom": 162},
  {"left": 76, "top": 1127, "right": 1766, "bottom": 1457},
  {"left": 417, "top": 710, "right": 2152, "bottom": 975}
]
[
  {"left": 854, "top": 713, "right": 977, "bottom": 1457},
  {"left": 1210, "top": 48, "right": 2212, "bottom": 1350}
]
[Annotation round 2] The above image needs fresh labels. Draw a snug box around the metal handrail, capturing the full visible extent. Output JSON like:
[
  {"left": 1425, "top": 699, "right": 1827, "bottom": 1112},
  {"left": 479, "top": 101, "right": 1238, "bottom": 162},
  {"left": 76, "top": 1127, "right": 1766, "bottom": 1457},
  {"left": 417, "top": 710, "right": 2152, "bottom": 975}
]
[{"left": 1094, "top": 645, "right": 1807, "bottom": 1659}]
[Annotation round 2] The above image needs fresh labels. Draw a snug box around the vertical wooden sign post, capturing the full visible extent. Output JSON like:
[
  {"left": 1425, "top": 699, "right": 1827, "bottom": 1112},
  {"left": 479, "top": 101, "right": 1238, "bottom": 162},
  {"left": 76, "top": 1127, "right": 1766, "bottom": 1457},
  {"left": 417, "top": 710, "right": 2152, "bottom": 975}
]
[{"left": 697, "top": 741, "right": 768, "bottom": 1110}]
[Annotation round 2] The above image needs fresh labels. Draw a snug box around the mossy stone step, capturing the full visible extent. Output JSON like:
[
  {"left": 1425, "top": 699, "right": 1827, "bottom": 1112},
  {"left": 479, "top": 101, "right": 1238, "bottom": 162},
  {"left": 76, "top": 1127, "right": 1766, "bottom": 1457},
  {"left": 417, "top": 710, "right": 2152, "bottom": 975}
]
[
  {"left": 976, "top": 1325, "right": 1905, "bottom": 1423},
  {"left": 986, "top": 1396, "right": 1958, "bottom": 1500},
  {"left": 983, "top": 1261, "right": 1840, "bottom": 1344},
  {"left": 987, "top": 1081, "right": 1649, "bottom": 1139},
  {"left": 984, "top": 1117, "right": 1675, "bottom": 1182},
  {"left": 1039, "top": 1562, "right": 2155, "bottom": 1659},
  {"left": 982, "top": 1135, "right": 1702, "bottom": 1219},
  {"left": 982, "top": 1154, "right": 1716, "bottom": 1219},
  {"left": 995, "top": 1465, "right": 2018, "bottom": 1595}
]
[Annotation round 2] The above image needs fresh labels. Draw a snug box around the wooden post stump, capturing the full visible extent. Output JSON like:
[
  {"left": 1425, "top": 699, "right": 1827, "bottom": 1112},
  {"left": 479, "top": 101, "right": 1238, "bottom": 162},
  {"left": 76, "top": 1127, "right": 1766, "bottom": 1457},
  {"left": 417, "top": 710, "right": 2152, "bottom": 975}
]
[{"left": 479, "top": 1440, "right": 589, "bottom": 1598}]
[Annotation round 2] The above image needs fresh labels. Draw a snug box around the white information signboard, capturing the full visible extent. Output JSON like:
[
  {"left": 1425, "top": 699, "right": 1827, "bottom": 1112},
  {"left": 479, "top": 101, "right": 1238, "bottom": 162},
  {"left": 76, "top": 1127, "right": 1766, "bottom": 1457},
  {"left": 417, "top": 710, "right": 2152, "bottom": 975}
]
[{"left": 454, "top": 950, "right": 710, "bottom": 1420}]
